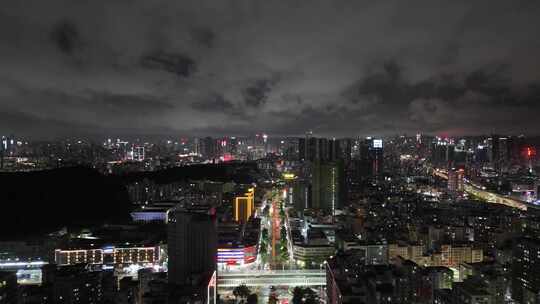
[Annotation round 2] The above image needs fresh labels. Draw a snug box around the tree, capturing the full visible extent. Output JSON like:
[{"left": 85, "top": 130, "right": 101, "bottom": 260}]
[
  {"left": 279, "top": 239, "right": 287, "bottom": 252},
  {"left": 292, "top": 287, "right": 319, "bottom": 304},
  {"left": 303, "top": 288, "right": 318, "bottom": 304},
  {"left": 280, "top": 226, "right": 287, "bottom": 239},
  {"left": 260, "top": 241, "right": 269, "bottom": 266},
  {"left": 292, "top": 287, "right": 305, "bottom": 304},
  {"left": 281, "top": 250, "right": 289, "bottom": 261},
  {"left": 261, "top": 228, "right": 269, "bottom": 242},
  {"left": 247, "top": 293, "right": 258, "bottom": 304},
  {"left": 233, "top": 284, "right": 251, "bottom": 302},
  {"left": 260, "top": 241, "right": 267, "bottom": 255}
]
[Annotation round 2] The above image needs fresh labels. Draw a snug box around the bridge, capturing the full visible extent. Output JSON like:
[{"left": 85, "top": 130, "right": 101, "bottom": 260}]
[
  {"left": 432, "top": 169, "right": 530, "bottom": 211},
  {"left": 217, "top": 269, "right": 326, "bottom": 288}
]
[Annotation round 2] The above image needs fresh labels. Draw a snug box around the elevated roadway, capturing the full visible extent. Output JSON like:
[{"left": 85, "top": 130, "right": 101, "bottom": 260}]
[{"left": 432, "top": 169, "right": 530, "bottom": 211}]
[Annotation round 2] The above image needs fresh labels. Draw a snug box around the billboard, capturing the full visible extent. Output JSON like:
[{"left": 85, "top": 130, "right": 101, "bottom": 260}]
[{"left": 373, "top": 139, "right": 383, "bottom": 148}]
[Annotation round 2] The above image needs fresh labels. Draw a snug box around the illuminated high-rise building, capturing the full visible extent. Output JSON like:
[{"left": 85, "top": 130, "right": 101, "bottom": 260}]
[
  {"left": 430, "top": 139, "right": 454, "bottom": 168},
  {"left": 291, "top": 179, "right": 311, "bottom": 211},
  {"left": 300, "top": 132, "right": 332, "bottom": 162},
  {"left": 359, "top": 137, "right": 384, "bottom": 177},
  {"left": 448, "top": 168, "right": 464, "bottom": 193},
  {"left": 311, "top": 160, "right": 345, "bottom": 214},
  {"left": 368, "top": 138, "right": 384, "bottom": 176},
  {"left": 489, "top": 135, "right": 500, "bottom": 171},
  {"left": 307, "top": 137, "right": 318, "bottom": 161},
  {"left": 234, "top": 188, "right": 255, "bottom": 222},
  {"left": 201, "top": 137, "right": 216, "bottom": 160},
  {"left": 299, "top": 134, "right": 352, "bottom": 163},
  {"left": 512, "top": 238, "right": 540, "bottom": 304},
  {"left": 337, "top": 138, "right": 352, "bottom": 164},
  {"left": 329, "top": 138, "right": 340, "bottom": 162},
  {"left": 298, "top": 137, "right": 306, "bottom": 161},
  {"left": 133, "top": 146, "right": 145, "bottom": 161},
  {"left": 194, "top": 137, "right": 201, "bottom": 155}
]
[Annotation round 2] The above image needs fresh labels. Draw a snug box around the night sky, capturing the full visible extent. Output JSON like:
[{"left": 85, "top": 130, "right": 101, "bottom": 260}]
[{"left": 1, "top": 0, "right": 540, "bottom": 138}]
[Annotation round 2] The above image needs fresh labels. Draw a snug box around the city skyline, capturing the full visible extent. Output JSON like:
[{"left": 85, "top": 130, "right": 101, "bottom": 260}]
[
  {"left": 2, "top": 0, "right": 540, "bottom": 138},
  {"left": 2, "top": 2, "right": 540, "bottom": 303}
]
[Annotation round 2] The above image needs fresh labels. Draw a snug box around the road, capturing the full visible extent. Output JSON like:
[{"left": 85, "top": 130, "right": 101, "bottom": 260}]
[{"left": 218, "top": 186, "right": 326, "bottom": 303}]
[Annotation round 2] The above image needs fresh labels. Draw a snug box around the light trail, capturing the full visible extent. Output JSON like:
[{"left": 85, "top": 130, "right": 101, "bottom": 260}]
[{"left": 432, "top": 169, "right": 528, "bottom": 211}]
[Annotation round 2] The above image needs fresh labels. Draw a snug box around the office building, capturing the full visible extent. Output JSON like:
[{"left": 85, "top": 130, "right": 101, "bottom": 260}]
[
  {"left": 312, "top": 160, "right": 345, "bottom": 213},
  {"left": 293, "top": 244, "right": 336, "bottom": 265},
  {"left": 440, "top": 244, "right": 483, "bottom": 267},
  {"left": 355, "top": 137, "right": 384, "bottom": 178},
  {"left": 368, "top": 138, "right": 384, "bottom": 176},
  {"left": 291, "top": 179, "right": 311, "bottom": 211},
  {"left": 512, "top": 238, "right": 540, "bottom": 304},
  {"left": 234, "top": 196, "right": 254, "bottom": 223},
  {"left": 490, "top": 135, "right": 500, "bottom": 169},
  {"left": 201, "top": 137, "right": 216, "bottom": 160},
  {"left": 452, "top": 282, "right": 493, "bottom": 304},
  {"left": 133, "top": 146, "right": 145, "bottom": 161},
  {"left": 43, "top": 264, "right": 103, "bottom": 304},
  {"left": 54, "top": 245, "right": 158, "bottom": 267},
  {"left": 167, "top": 207, "right": 217, "bottom": 286},
  {"left": 448, "top": 168, "right": 465, "bottom": 193},
  {"left": 233, "top": 188, "right": 255, "bottom": 223},
  {"left": 0, "top": 271, "right": 17, "bottom": 304}
]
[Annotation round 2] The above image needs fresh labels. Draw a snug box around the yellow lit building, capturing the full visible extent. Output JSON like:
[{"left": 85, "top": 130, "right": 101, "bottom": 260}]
[
  {"left": 54, "top": 246, "right": 158, "bottom": 266},
  {"left": 388, "top": 244, "right": 409, "bottom": 261},
  {"left": 234, "top": 188, "right": 255, "bottom": 222}
]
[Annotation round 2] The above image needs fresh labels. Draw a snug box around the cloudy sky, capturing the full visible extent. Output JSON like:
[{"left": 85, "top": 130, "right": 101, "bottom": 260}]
[{"left": 1, "top": 0, "right": 540, "bottom": 139}]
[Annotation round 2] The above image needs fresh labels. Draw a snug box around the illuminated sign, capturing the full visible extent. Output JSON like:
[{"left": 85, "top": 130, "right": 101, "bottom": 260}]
[
  {"left": 373, "top": 139, "right": 383, "bottom": 148},
  {"left": 282, "top": 173, "right": 296, "bottom": 180},
  {"left": 523, "top": 147, "right": 537, "bottom": 158},
  {"left": 217, "top": 245, "right": 257, "bottom": 265},
  {"left": 102, "top": 246, "right": 114, "bottom": 254},
  {"left": 245, "top": 188, "right": 255, "bottom": 196},
  {"left": 207, "top": 270, "right": 217, "bottom": 304}
]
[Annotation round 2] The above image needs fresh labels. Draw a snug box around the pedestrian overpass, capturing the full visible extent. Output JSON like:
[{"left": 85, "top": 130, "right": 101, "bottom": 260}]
[{"left": 217, "top": 269, "right": 326, "bottom": 288}]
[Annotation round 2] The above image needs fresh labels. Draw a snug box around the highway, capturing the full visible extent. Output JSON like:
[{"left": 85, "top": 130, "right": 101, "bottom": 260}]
[{"left": 432, "top": 169, "right": 528, "bottom": 211}]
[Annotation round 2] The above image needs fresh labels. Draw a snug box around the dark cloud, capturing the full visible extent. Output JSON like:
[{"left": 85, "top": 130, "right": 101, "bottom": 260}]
[
  {"left": 191, "top": 94, "right": 233, "bottom": 112},
  {"left": 50, "top": 20, "right": 82, "bottom": 55},
  {"left": 344, "top": 61, "right": 536, "bottom": 107},
  {"left": 0, "top": 82, "right": 173, "bottom": 134},
  {"left": 0, "top": 109, "right": 181, "bottom": 139},
  {"left": 337, "top": 60, "right": 540, "bottom": 135},
  {"left": 242, "top": 79, "right": 275, "bottom": 107},
  {"left": 0, "top": 109, "right": 102, "bottom": 138},
  {"left": 190, "top": 27, "right": 216, "bottom": 48},
  {"left": 88, "top": 91, "right": 174, "bottom": 113},
  {"left": 1, "top": 0, "right": 540, "bottom": 138},
  {"left": 191, "top": 94, "right": 252, "bottom": 120},
  {"left": 141, "top": 52, "right": 196, "bottom": 77},
  {"left": 344, "top": 61, "right": 406, "bottom": 106}
]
